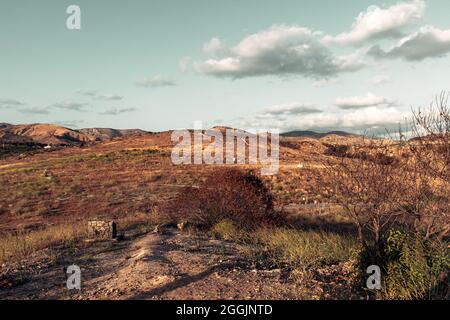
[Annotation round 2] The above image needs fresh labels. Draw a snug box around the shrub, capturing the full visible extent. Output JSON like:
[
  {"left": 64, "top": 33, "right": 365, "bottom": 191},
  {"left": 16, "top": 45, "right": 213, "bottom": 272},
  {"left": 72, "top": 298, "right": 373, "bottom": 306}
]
[
  {"left": 156, "top": 168, "right": 279, "bottom": 229},
  {"left": 253, "top": 228, "right": 358, "bottom": 270},
  {"left": 324, "top": 144, "right": 350, "bottom": 157},
  {"left": 211, "top": 220, "right": 247, "bottom": 241},
  {"left": 357, "top": 229, "right": 449, "bottom": 300}
]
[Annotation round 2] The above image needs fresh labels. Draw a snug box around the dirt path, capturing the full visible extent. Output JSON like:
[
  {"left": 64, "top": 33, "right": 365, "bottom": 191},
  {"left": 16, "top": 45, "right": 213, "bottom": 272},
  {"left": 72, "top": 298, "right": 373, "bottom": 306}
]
[
  {"left": 79, "top": 230, "right": 307, "bottom": 300},
  {"left": 1, "top": 229, "right": 312, "bottom": 300}
]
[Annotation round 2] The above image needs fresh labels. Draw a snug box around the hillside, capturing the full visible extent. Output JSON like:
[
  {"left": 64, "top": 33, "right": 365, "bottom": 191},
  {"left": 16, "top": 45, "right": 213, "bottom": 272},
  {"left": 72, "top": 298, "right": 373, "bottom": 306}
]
[
  {"left": 77, "top": 128, "right": 148, "bottom": 141},
  {"left": 0, "top": 123, "right": 149, "bottom": 147},
  {"left": 281, "top": 130, "right": 356, "bottom": 139},
  {"left": 0, "top": 123, "right": 94, "bottom": 146},
  {"left": 1, "top": 123, "right": 363, "bottom": 147},
  {"left": 0, "top": 121, "right": 447, "bottom": 301}
]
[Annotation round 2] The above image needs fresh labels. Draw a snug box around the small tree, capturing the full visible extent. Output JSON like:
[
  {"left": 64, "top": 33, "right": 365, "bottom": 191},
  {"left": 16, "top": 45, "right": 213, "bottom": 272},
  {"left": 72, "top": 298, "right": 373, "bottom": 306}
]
[
  {"left": 323, "top": 140, "right": 404, "bottom": 251},
  {"left": 322, "top": 94, "right": 450, "bottom": 298},
  {"left": 409, "top": 91, "right": 450, "bottom": 240}
]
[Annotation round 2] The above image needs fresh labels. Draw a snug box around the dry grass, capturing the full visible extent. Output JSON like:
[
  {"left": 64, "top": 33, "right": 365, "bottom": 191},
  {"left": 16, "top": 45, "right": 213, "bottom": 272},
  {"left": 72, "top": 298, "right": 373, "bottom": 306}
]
[
  {"left": 0, "top": 223, "right": 86, "bottom": 264},
  {"left": 211, "top": 220, "right": 358, "bottom": 270},
  {"left": 0, "top": 145, "right": 178, "bottom": 233},
  {"left": 252, "top": 228, "right": 358, "bottom": 269},
  {"left": 0, "top": 213, "right": 151, "bottom": 264}
]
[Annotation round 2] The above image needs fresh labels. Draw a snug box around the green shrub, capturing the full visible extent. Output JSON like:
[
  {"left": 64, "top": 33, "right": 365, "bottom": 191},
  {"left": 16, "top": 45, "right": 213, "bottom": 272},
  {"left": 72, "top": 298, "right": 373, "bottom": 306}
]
[{"left": 358, "top": 230, "right": 449, "bottom": 300}]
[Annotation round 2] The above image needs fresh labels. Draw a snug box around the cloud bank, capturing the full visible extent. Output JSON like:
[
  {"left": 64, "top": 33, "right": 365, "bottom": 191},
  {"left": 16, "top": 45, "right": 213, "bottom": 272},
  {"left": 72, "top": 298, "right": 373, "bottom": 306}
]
[
  {"left": 195, "top": 25, "right": 365, "bottom": 79},
  {"left": 324, "top": 0, "right": 425, "bottom": 45},
  {"left": 369, "top": 25, "right": 450, "bottom": 61},
  {"left": 335, "top": 93, "right": 395, "bottom": 109}
]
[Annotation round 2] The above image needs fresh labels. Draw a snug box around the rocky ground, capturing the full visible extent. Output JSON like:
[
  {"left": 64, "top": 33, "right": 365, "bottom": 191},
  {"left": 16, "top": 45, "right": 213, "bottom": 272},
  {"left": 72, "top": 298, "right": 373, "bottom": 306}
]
[{"left": 0, "top": 228, "right": 360, "bottom": 300}]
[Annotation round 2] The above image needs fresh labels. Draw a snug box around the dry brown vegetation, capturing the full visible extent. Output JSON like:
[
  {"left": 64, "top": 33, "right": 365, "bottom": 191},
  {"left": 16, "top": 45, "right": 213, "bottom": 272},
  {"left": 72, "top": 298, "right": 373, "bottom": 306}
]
[
  {"left": 0, "top": 96, "right": 449, "bottom": 299},
  {"left": 319, "top": 94, "right": 450, "bottom": 299},
  {"left": 155, "top": 168, "right": 279, "bottom": 229}
]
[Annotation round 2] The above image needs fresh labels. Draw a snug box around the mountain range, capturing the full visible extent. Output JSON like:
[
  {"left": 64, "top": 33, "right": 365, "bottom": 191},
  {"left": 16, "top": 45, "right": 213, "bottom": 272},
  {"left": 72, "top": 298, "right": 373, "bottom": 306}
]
[{"left": 0, "top": 123, "right": 356, "bottom": 146}]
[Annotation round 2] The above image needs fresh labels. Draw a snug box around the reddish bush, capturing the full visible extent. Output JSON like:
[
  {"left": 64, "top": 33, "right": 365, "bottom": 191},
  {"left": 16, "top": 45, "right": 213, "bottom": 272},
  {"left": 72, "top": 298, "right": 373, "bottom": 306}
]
[
  {"left": 156, "top": 168, "right": 278, "bottom": 229},
  {"left": 324, "top": 144, "right": 350, "bottom": 157}
]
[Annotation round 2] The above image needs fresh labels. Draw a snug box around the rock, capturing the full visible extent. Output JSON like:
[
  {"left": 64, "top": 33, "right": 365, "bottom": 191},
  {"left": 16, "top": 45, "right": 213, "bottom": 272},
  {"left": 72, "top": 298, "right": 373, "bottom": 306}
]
[
  {"left": 87, "top": 220, "right": 117, "bottom": 239},
  {"left": 177, "top": 221, "right": 188, "bottom": 231}
]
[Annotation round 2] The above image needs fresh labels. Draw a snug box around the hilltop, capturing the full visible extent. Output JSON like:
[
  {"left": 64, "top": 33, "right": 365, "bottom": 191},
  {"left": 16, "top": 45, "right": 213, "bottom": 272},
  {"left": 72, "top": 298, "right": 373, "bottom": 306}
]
[
  {"left": 281, "top": 130, "right": 356, "bottom": 139},
  {"left": 0, "top": 123, "right": 149, "bottom": 146}
]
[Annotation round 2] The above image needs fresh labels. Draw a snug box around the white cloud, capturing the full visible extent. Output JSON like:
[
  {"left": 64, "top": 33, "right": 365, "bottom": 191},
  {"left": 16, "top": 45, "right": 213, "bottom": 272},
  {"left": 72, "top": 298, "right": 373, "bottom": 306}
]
[
  {"left": 135, "top": 75, "right": 177, "bottom": 87},
  {"left": 324, "top": 0, "right": 425, "bottom": 45},
  {"left": 335, "top": 93, "right": 394, "bottom": 109},
  {"left": 18, "top": 107, "right": 50, "bottom": 115},
  {"left": 338, "top": 107, "right": 406, "bottom": 129},
  {"left": 368, "top": 75, "right": 391, "bottom": 86},
  {"left": 262, "top": 103, "right": 322, "bottom": 116},
  {"left": 0, "top": 98, "right": 26, "bottom": 108},
  {"left": 240, "top": 105, "right": 408, "bottom": 134},
  {"left": 368, "top": 25, "right": 450, "bottom": 61},
  {"left": 96, "top": 94, "right": 123, "bottom": 101},
  {"left": 52, "top": 100, "right": 88, "bottom": 112},
  {"left": 312, "top": 79, "right": 341, "bottom": 87},
  {"left": 77, "top": 90, "right": 123, "bottom": 100},
  {"left": 54, "top": 120, "right": 85, "bottom": 128},
  {"left": 195, "top": 25, "right": 365, "bottom": 79},
  {"left": 179, "top": 56, "right": 191, "bottom": 72},
  {"left": 203, "top": 38, "right": 226, "bottom": 55},
  {"left": 77, "top": 90, "right": 98, "bottom": 97},
  {"left": 99, "top": 107, "right": 137, "bottom": 115}
]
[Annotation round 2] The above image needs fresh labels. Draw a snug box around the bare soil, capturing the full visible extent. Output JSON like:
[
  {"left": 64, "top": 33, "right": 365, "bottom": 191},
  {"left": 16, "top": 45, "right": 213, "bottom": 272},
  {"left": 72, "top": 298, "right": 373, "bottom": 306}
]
[{"left": 0, "top": 228, "right": 359, "bottom": 300}]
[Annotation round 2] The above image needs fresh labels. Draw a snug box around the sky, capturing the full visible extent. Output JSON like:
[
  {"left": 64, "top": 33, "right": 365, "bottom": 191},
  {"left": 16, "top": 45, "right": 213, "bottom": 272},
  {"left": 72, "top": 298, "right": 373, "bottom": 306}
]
[{"left": 1, "top": 0, "right": 450, "bottom": 134}]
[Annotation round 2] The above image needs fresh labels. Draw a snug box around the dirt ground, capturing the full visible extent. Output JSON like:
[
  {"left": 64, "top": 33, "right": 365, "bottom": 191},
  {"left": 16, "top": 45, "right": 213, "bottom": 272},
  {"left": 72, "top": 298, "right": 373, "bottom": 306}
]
[{"left": 0, "top": 228, "right": 359, "bottom": 300}]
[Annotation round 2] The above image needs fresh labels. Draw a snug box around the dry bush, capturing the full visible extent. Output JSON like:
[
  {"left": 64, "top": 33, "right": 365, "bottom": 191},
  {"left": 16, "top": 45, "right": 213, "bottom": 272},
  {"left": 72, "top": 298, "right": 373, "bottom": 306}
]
[
  {"left": 408, "top": 91, "right": 450, "bottom": 239},
  {"left": 323, "top": 141, "right": 449, "bottom": 299},
  {"left": 324, "top": 124, "right": 448, "bottom": 246},
  {"left": 323, "top": 144, "right": 351, "bottom": 157},
  {"left": 322, "top": 93, "right": 450, "bottom": 299},
  {"left": 324, "top": 143, "right": 398, "bottom": 165},
  {"left": 323, "top": 142, "right": 406, "bottom": 249},
  {"left": 155, "top": 168, "right": 279, "bottom": 229}
]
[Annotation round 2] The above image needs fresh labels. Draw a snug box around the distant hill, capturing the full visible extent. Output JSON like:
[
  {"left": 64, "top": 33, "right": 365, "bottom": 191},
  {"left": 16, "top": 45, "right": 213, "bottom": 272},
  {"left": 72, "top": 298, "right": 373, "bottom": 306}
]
[
  {"left": 0, "top": 123, "right": 148, "bottom": 146},
  {"left": 78, "top": 128, "right": 148, "bottom": 141},
  {"left": 0, "top": 123, "right": 361, "bottom": 148},
  {"left": 281, "top": 130, "right": 356, "bottom": 139},
  {"left": 0, "top": 123, "right": 94, "bottom": 146}
]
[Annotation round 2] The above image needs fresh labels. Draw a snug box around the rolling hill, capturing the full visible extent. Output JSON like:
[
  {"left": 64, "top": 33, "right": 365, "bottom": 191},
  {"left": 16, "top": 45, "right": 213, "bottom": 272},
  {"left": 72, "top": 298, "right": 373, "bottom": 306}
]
[
  {"left": 0, "top": 123, "right": 149, "bottom": 146},
  {"left": 281, "top": 130, "right": 356, "bottom": 139}
]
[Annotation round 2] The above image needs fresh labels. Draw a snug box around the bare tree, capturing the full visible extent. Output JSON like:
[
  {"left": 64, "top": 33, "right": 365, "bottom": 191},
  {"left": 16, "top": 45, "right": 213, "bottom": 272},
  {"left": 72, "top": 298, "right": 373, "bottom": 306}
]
[
  {"left": 408, "top": 92, "right": 450, "bottom": 239},
  {"left": 323, "top": 140, "right": 405, "bottom": 249},
  {"left": 323, "top": 93, "right": 450, "bottom": 247}
]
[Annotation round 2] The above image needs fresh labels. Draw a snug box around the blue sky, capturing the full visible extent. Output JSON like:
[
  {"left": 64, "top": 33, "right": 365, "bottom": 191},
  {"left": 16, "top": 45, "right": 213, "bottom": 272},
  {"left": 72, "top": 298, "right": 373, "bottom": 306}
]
[{"left": 1, "top": 0, "right": 450, "bottom": 133}]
